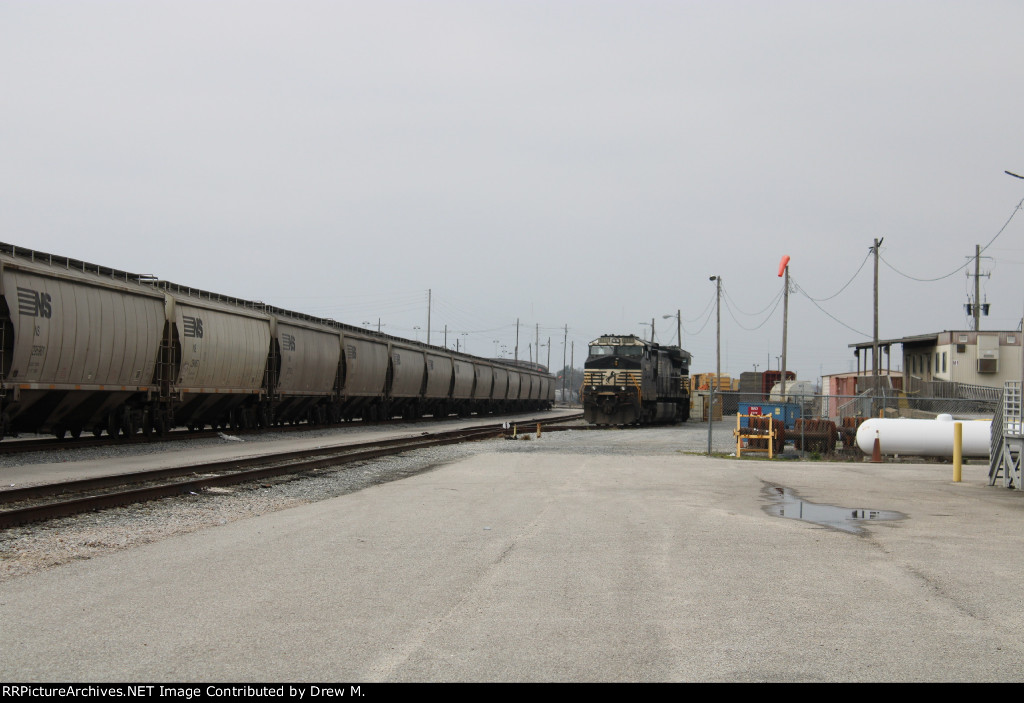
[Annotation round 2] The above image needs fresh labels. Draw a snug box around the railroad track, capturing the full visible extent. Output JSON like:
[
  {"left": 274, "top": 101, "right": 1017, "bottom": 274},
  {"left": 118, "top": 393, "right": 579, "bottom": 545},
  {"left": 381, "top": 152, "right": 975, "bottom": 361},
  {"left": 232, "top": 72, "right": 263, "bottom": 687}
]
[
  {"left": 0, "top": 414, "right": 583, "bottom": 529},
  {"left": 0, "top": 410, "right": 581, "bottom": 456}
]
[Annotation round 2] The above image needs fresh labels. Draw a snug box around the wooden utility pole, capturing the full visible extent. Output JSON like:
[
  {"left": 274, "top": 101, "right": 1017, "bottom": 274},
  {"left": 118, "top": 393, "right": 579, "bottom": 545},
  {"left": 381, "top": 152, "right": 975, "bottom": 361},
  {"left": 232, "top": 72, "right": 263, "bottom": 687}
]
[
  {"left": 714, "top": 280, "right": 721, "bottom": 385},
  {"left": 562, "top": 324, "right": 568, "bottom": 400},
  {"left": 974, "top": 244, "right": 982, "bottom": 331},
  {"left": 781, "top": 267, "right": 789, "bottom": 398},
  {"left": 872, "top": 238, "right": 883, "bottom": 392}
]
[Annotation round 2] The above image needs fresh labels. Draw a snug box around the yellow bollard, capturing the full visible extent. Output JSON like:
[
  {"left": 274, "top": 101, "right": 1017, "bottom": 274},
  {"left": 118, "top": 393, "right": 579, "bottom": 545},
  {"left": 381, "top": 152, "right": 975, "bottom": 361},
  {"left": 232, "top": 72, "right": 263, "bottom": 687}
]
[
  {"left": 512, "top": 424, "right": 517, "bottom": 438},
  {"left": 536, "top": 422, "right": 542, "bottom": 438},
  {"left": 953, "top": 422, "right": 962, "bottom": 482}
]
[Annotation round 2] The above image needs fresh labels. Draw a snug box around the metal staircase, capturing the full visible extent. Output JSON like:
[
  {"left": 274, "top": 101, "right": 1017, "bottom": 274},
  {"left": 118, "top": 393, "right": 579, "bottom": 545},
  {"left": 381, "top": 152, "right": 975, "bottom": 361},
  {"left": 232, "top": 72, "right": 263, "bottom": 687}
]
[{"left": 989, "top": 381, "right": 1023, "bottom": 489}]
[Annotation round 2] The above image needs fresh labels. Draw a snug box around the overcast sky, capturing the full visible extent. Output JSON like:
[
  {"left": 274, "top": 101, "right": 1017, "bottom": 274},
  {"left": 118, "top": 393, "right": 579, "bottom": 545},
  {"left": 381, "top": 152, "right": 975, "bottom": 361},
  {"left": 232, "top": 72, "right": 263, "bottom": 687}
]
[{"left": 3, "top": 0, "right": 1024, "bottom": 382}]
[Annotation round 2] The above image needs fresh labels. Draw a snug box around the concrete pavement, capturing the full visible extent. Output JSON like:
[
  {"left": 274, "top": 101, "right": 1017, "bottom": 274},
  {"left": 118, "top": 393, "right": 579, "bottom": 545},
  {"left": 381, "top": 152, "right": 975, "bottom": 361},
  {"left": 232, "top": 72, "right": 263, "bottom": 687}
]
[{"left": 1, "top": 430, "right": 1023, "bottom": 682}]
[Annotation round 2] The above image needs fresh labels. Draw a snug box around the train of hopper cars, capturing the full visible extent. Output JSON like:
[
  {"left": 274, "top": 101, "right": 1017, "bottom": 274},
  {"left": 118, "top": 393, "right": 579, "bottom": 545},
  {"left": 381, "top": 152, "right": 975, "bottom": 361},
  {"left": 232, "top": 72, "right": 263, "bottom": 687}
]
[{"left": 0, "top": 243, "right": 554, "bottom": 440}]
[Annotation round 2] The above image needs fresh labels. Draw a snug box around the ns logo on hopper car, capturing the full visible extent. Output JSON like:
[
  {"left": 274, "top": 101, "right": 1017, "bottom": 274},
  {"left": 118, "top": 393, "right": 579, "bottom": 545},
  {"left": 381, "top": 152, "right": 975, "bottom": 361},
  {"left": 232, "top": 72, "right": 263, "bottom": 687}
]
[
  {"left": 16, "top": 287, "right": 52, "bottom": 319},
  {"left": 183, "top": 315, "right": 204, "bottom": 338}
]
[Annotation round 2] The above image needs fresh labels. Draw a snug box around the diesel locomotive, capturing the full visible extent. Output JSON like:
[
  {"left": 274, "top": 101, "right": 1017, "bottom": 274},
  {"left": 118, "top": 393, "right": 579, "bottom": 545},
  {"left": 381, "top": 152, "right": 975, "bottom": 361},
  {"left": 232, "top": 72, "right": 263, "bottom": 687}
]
[
  {"left": 581, "top": 334, "right": 691, "bottom": 425},
  {"left": 0, "top": 242, "right": 554, "bottom": 440}
]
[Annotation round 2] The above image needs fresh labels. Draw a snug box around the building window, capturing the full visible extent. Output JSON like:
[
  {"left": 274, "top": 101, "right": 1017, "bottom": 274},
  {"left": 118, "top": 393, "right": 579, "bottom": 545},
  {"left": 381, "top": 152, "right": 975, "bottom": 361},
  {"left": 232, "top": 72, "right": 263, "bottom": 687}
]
[
  {"left": 1007, "top": 335, "right": 1017, "bottom": 345},
  {"left": 942, "top": 352, "right": 947, "bottom": 373}
]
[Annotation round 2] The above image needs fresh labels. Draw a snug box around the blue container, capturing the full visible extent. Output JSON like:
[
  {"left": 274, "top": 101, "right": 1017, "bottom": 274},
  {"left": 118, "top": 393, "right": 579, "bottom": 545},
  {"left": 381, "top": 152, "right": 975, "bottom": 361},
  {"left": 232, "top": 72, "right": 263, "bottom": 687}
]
[{"left": 738, "top": 402, "right": 802, "bottom": 429}]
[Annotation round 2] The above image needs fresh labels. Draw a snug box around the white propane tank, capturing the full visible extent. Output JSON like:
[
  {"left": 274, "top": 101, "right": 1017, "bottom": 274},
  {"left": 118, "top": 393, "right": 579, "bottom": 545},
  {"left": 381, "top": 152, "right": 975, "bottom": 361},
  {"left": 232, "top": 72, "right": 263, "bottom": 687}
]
[{"left": 855, "top": 414, "right": 992, "bottom": 458}]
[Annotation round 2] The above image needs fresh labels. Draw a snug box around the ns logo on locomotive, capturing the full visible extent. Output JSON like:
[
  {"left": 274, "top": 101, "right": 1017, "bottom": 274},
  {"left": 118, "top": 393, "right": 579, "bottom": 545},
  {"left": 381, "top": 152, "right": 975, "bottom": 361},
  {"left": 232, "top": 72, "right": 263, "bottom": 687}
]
[
  {"left": 0, "top": 242, "right": 555, "bottom": 441},
  {"left": 581, "top": 334, "right": 691, "bottom": 426}
]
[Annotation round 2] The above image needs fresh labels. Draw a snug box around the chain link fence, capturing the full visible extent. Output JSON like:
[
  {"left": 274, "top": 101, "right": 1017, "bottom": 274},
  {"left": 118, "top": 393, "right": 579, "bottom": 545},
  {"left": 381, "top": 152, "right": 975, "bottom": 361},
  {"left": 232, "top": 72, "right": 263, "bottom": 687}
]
[{"left": 693, "top": 388, "right": 1000, "bottom": 458}]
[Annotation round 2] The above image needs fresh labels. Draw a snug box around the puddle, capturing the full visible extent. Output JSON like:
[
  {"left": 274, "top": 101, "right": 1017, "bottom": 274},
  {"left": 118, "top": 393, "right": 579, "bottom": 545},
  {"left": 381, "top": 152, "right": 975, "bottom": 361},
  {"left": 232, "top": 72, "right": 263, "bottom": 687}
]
[{"left": 761, "top": 483, "right": 906, "bottom": 534}]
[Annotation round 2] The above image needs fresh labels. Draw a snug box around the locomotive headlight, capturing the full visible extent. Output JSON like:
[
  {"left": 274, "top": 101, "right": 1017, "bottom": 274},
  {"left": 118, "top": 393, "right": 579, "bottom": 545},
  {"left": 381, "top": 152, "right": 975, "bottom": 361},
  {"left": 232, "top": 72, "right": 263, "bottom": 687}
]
[{"left": 621, "top": 386, "right": 626, "bottom": 390}]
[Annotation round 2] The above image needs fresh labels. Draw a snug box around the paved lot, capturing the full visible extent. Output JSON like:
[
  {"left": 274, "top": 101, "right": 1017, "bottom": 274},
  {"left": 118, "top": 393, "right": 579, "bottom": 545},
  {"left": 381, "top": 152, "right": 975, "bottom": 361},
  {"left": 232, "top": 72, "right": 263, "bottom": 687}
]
[{"left": 2, "top": 425, "right": 1023, "bottom": 682}]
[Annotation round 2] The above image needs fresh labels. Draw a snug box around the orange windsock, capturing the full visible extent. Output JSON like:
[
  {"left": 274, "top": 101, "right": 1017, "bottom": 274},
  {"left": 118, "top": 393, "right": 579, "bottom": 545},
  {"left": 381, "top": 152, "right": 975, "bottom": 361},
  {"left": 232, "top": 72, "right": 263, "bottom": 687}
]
[{"left": 778, "top": 255, "right": 790, "bottom": 277}]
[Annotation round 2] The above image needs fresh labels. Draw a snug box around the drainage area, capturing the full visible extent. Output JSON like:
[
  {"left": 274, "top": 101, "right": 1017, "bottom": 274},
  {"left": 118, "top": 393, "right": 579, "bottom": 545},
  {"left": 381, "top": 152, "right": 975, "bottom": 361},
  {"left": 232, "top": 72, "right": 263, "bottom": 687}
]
[{"left": 762, "top": 483, "right": 906, "bottom": 534}]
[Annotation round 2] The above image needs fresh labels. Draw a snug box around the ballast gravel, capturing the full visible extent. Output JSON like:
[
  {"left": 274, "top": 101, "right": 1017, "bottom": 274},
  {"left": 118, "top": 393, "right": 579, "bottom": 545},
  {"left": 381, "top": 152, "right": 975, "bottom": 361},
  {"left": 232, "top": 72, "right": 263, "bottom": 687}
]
[{"left": 0, "top": 420, "right": 748, "bottom": 581}]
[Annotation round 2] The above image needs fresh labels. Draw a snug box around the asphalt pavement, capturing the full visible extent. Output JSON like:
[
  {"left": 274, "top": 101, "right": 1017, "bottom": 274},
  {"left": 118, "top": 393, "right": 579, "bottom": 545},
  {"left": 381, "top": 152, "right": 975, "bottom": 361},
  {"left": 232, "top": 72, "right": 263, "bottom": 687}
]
[{"left": 2, "top": 424, "right": 1022, "bottom": 682}]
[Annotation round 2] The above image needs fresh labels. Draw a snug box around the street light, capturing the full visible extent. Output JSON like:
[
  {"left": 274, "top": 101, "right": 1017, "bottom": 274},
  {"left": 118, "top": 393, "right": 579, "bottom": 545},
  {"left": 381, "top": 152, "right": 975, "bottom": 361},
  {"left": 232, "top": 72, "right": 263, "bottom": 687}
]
[
  {"left": 662, "top": 311, "right": 681, "bottom": 347},
  {"left": 413, "top": 325, "right": 421, "bottom": 340}
]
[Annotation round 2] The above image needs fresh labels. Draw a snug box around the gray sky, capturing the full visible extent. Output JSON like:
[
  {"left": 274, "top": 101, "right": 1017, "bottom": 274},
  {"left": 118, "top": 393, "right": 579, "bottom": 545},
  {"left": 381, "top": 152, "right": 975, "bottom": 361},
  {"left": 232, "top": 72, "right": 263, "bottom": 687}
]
[{"left": 3, "top": 0, "right": 1024, "bottom": 382}]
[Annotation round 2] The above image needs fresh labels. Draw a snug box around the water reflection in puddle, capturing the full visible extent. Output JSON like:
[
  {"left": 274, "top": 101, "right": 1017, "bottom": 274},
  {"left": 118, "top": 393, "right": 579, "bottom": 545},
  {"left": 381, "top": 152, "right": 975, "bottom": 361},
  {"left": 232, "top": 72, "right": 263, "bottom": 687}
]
[{"left": 762, "top": 483, "right": 907, "bottom": 534}]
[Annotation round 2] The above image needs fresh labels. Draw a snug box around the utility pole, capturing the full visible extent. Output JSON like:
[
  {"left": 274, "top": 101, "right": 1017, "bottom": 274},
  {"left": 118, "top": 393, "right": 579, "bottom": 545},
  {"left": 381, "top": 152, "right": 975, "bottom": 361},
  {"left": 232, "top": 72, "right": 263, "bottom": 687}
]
[
  {"left": 781, "top": 265, "right": 789, "bottom": 399},
  {"left": 709, "top": 276, "right": 722, "bottom": 388},
  {"left": 562, "top": 324, "right": 568, "bottom": 401},
  {"left": 974, "top": 243, "right": 981, "bottom": 332},
  {"left": 651, "top": 317, "right": 655, "bottom": 343},
  {"left": 427, "top": 289, "right": 431, "bottom": 345},
  {"left": 966, "top": 244, "right": 992, "bottom": 331},
  {"left": 872, "top": 238, "right": 883, "bottom": 394},
  {"left": 536, "top": 324, "right": 540, "bottom": 368},
  {"left": 676, "top": 310, "right": 681, "bottom": 349},
  {"left": 515, "top": 318, "right": 519, "bottom": 362}
]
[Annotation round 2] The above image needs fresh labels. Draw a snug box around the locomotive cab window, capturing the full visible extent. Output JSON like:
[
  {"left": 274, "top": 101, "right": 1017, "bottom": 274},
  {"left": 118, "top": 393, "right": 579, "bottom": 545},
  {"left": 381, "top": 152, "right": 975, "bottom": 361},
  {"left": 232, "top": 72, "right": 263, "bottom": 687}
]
[
  {"left": 590, "top": 345, "right": 615, "bottom": 356},
  {"left": 617, "top": 346, "right": 642, "bottom": 357}
]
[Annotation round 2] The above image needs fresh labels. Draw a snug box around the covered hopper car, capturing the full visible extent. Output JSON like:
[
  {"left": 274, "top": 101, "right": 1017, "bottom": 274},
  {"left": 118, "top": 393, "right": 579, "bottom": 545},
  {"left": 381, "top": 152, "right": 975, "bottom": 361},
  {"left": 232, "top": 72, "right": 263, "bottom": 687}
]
[{"left": 0, "top": 243, "right": 554, "bottom": 440}]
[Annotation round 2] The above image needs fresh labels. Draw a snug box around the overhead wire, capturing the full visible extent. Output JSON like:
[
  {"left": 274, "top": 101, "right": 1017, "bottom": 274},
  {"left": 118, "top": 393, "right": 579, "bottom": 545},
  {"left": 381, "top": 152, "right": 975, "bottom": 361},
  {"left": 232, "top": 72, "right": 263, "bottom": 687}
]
[
  {"left": 880, "top": 196, "right": 1024, "bottom": 282},
  {"left": 720, "top": 281, "right": 785, "bottom": 331},
  {"left": 791, "top": 278, "right": 870, "bottom": 338},
  {"left": 798, "top": 249, "right": 872, "bottom": 301}
]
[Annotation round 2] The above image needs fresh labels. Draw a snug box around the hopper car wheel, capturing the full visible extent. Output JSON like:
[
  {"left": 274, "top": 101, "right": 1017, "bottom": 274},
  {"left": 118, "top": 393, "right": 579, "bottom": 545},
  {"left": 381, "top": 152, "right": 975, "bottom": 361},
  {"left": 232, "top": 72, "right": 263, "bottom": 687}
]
[
  {"left": 121, "top": 413, "right": 136, "bottom": 439},
  {"left": 53, "top": 425, "right": 67, "bottom": 440},
  {"left": 70, "top": 427, "right": 82, "bottom": 439}
]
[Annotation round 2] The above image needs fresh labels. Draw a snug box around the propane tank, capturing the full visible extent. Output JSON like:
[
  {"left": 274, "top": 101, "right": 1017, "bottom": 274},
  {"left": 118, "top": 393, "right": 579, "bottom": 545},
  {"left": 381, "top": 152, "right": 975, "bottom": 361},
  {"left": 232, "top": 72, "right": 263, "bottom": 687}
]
[{"left": 855, "top": 414, "right": 991, "bottom": 458}]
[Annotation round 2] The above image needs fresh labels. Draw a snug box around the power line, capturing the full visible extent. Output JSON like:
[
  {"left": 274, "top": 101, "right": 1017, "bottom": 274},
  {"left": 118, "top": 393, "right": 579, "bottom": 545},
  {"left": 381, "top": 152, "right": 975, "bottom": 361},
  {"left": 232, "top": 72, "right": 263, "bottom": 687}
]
[
  {"left": 799, "top": 249, "right": 872, "bottom": 301},
  {"left": 880, "top": 196, "right": 1024, "bottom": 282},
  {"left": 720, "top": 283, "right": 786, "bottom": 331},
  {"left": 792, "top": 278, "right": 870, "bottom": 338}
]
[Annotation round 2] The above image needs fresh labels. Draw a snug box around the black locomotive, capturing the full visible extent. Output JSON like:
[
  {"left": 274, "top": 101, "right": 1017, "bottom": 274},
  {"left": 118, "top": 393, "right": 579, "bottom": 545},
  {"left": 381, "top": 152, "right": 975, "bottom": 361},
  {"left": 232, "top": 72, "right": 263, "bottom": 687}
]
[{"left": 581, "top": 335, "right": 691, "bottom": 425}]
